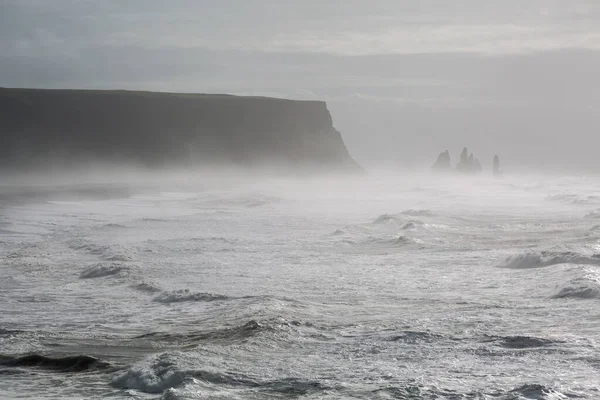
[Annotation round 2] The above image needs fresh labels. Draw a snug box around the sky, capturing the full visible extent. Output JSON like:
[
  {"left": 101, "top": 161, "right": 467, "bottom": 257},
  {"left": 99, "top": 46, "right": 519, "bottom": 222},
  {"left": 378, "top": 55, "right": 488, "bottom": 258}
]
[{"left": 2, "top": 0, "right": 600, "bottom": 171}]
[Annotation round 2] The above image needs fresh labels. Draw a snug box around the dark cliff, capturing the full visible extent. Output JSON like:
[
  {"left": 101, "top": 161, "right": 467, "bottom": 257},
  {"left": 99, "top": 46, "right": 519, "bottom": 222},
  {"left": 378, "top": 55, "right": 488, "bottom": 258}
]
[{"left": 0, "top": 88, "right": 361, "bottom": 172}]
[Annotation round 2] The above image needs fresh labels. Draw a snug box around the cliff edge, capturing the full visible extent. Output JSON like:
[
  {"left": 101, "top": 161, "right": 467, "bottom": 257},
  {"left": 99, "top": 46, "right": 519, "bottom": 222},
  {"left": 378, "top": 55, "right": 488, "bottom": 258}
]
[{"left": 0, "top": 88, "right": 361, "bottom": 173}]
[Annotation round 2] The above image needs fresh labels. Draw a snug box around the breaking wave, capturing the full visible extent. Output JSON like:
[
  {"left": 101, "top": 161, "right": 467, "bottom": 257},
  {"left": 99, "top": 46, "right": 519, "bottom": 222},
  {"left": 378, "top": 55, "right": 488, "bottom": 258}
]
[
  {"left": 401, "top": 221, "right": 419, "bottom": 230},
  {"left": 111, "top": 351, "right": 328, "bottom": 396},
  {"left": 506, "top": 383, "right": 570, "bottom": 400},
  {"left": 496, "top": 251, "right": 600, "bottom": 269},
  {"left": 552, "top": 268, "right": 600, "bottom": 300}
]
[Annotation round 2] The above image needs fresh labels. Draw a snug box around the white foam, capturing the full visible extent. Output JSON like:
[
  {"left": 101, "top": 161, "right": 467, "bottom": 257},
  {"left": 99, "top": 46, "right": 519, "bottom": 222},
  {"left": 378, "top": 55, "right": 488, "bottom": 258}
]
[
  {"left": 159, "top": 379, "right": 203, "bottom": 400},
  {"left": 112, "top": 352, "right": 188, "bottom": 394}
]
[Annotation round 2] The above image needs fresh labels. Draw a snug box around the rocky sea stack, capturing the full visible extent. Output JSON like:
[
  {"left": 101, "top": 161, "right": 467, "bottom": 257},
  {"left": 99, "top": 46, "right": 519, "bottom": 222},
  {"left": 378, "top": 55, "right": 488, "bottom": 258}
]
[{"left": 431, "top": 147, "right": 496, "bottom": 175}]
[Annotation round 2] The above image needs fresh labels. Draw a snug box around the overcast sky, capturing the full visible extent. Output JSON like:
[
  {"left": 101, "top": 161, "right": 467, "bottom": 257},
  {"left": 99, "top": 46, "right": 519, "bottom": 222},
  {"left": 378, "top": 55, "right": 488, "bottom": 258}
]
[{"left": 2, "top": 1, "right": 600, "bottom": 171}]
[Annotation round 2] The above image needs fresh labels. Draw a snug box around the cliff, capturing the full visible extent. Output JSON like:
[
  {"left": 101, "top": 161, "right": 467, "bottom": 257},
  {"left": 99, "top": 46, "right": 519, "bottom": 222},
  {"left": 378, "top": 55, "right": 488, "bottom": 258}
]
[{"left": 0, "top": 88, "right": 361, "bottom": 172}]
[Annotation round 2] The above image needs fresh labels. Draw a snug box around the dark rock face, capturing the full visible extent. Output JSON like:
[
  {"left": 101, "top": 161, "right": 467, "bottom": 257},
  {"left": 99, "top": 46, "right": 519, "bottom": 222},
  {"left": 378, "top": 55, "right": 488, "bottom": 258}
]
[
  {"left": 0, "top": 88, "right": 361, "bottom": 172},
  {"left": 431, "top": 150, "right": 452, "bottom": 171},
  {"left": 455, "top": 147, "right": 482, "bottom": 174},
  {"left": 493, "top": 155, "right": 502, "bottom": 176}
]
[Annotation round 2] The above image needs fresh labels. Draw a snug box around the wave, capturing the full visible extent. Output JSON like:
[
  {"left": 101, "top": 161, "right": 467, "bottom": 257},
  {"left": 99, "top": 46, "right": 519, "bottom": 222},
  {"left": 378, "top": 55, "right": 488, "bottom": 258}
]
[
  {"left": 134, "top": 320, "right": 264, "bottom": 345},
  {"left": 112, "top": 351, "right": 328, "bottom": 396},
  {"left": 132, "top": 318, "right": 322, "bottom": 347},
  {"left": 111, "top": 352, "right": 192, "bottom": 394},
  {"left": 496, "top": 251, "right": 600, "bottom": 269},
  {"left": 373, "top": 214, "right": 398, "bottom": 224},
  {"left": 259, "top": 378, "right": 329, "bottom": 396},
  {"left": 389, "top": 236, "right": 419, "bottom": 246},
  {"left": 365, "top": 235, "right": 423, "bottom": 247},
  {"left": 584, "top": 210, "right": 600, "bottom": 219},
  {"left": 131, "top": 282, "right": 162, "bottom": 293},
  {"left": 552, "top": 285, "right": 600, "bottom": 299},
  {"left": 0, "top": 354, "right": 112, "bottom": 373},
  {"left": 400, "top": 220, "right": 424, "bottom": 230},
  {"left": 552, "top": 269, "right": 600, "bottom": 300},
  {"left": 70, "top": 241, "right": 110, "bottom": 255},
  {"left": 373, "top": 210, "right": 434, "bottom": 225},
  {"left": 484, "top": 335, "right": 562, "bottom": 349},
  {"left": 96, "top": 223, "right": 128, "bottom": 230},
  {"left": 153, "top": 290, "right": 232, "bottom": 304},
  {"left": 159, "top": 380, "right": 203, "bottom": 400},
  {"left": 80, "top": 263, "right": 130, "bottom": 279},
  {"left": 0, "top": 328, "right": 23, "bottom": 337},
  {"left": 507, "top": 384, "right": 570, "bottom": 400},
  {"left": 69, "top": 240, "right": 134, "bottom": 262},
  {"left": 371, "top": 383, "right": 569, "bottom": 400}
]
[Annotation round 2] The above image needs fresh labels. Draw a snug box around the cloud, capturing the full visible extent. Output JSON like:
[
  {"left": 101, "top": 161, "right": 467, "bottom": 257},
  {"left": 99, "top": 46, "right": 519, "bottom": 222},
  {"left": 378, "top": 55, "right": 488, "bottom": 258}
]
[{"left": 3, "top": 0, "right": 600, "bottom": 56}]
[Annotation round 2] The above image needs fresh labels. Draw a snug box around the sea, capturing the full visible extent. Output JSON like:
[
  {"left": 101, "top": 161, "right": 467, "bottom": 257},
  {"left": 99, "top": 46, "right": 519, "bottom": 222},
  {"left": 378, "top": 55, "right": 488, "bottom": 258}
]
[{"left": 1, "top": 171, "right": 600, "bottom": 399}]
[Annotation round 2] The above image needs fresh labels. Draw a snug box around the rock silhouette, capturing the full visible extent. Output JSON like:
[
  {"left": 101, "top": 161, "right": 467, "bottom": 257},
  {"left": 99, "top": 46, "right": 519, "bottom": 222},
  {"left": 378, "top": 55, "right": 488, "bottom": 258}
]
[
  {"left": 493, "top": 155, "right": 503, "bottom": 177},
  {"left": 431, "top": 150, "right": 452, "bottom": 171},
  {"left": 455, "top": 147, "right": 482, "bottom": 174},
  {"left": 431, "top": 147, "right": 485, "bottom": 174}
]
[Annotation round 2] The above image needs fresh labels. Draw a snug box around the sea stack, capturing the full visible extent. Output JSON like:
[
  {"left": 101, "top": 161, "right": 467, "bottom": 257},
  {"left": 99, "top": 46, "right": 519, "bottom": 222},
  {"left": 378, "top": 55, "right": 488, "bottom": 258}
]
[
  {"left": 431, "top": 150, "right": 452, "bottom": 171},
  {"left": 493, "top": 155, "right": 502, "bottom": 177},
  {"left": 456, "top": 147, "right": 482, "bottom": 174}
]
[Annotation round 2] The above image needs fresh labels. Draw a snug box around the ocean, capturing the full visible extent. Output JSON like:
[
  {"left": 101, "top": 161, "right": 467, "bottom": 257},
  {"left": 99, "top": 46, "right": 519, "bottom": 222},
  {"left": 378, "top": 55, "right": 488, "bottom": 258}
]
[{"left": 1, "top": 172, "right": 600, "bottom": 399}]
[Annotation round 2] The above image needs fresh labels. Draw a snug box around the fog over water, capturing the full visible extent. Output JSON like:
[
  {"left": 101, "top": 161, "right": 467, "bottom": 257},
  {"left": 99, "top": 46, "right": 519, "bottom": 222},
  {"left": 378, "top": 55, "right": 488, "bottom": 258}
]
[{"left": 2, "top": 1, "right": 600, "bottom": 399}]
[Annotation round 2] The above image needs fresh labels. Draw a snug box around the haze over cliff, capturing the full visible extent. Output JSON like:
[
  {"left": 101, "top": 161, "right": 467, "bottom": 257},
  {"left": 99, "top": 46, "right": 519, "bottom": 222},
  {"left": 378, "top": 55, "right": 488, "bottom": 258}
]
[{"left": 0, "top": 88, "right": 360, "bottom": 174}]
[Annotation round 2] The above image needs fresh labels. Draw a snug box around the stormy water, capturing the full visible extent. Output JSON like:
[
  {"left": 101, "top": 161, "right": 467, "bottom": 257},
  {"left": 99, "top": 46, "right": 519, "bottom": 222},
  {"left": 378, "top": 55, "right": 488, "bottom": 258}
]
[{"left": 1, "top": 171, "right": 600, "bottom": 399}]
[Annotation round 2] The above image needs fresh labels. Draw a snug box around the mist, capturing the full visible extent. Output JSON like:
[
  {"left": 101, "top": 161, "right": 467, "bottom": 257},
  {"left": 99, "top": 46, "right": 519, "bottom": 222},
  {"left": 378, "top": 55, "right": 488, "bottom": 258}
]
[{"left": 2, "top": 1, "right": 600, "bottom": 174}]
